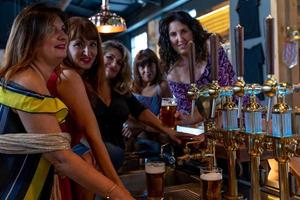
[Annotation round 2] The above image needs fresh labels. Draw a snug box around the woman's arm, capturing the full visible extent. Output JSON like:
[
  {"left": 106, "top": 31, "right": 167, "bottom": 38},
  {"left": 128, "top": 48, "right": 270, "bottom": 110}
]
[
  {"left": 18, "top": 111, "right": 132, "bottom": 199},
  {"left": 12, "top": 72, "right": 133, "bottom": 199},
  {"left": 56, "top": 69, "right": 126, "bottom": 190},
  {"left": 137, "top": 109, "right": 182, "bottom": 143}
]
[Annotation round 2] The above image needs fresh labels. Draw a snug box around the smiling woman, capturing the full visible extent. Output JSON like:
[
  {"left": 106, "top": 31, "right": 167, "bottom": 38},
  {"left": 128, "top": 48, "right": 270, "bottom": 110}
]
[
  {"left": 47, "top": 17, "right": 134, "bottom": 200},
  {"left": 158, "top": 10, "right": 235, "bottom": 125},
  {"left": 123, "top": 48, "right": 173, "bottom": 154},
  {"left": 0, "top": 4, "right": 134, "bottom": 200}
]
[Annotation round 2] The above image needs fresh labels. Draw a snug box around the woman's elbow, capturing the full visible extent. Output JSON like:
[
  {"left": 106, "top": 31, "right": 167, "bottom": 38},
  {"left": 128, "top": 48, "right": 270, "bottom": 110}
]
[{"left": 44, "top": 150, "right": 73, "bottom": 174}]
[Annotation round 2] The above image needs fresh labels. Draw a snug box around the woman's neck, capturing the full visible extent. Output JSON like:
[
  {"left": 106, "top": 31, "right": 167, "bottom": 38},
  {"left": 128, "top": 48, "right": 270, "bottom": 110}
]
[{"left": 32, "top": 60, "right": 58, "bottom": 81}]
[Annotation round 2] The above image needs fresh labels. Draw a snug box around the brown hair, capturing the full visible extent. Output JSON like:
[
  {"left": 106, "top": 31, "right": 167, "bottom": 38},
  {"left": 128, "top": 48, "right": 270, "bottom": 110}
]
[
  {"left": 102, "top": 40, "right": 131, "bottom": 95},
  {"left": 132, "top": 48, "right": 163, "bottom": 93},
  {"left": 0, "top": 3, "right": 68, "bottom": 81},
  {"left": 63, "top": 16, "right": 105, "bottom": 96}
]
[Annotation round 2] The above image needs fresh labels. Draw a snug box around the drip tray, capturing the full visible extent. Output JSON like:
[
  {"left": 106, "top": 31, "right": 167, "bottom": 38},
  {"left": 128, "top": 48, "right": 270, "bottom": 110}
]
[{"left": 165, "top": 189, "right": 200, "bottom": 200}]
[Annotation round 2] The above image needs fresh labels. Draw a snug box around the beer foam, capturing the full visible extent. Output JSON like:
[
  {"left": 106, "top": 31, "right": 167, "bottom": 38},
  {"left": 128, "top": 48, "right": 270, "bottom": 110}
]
[
  {"left": 200, "top": 172, "right": 222, "bottom": 181},
  {"left": 161, "top": 103, "right": 177, "bottom": 107},
  {"left": 145, "top": 163, "right": 165, "bottom": 174}
]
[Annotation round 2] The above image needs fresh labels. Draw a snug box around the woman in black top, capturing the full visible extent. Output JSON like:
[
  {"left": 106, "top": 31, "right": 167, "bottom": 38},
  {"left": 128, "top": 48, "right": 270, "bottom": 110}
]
[{"left": 78, "top": 40, "right": 183, "bottom": 169}]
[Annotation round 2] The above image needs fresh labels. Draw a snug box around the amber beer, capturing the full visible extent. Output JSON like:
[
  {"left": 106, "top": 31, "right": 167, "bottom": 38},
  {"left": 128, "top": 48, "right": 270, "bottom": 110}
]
[
  {"left": 160, "top": 98, "right": 177, "bottom": 128},
  {"left": 200, "top": 168, "right": 222, "bottom": 200},
  {"left": 145, "top": 161, "right": 165, "bottom": 200}
]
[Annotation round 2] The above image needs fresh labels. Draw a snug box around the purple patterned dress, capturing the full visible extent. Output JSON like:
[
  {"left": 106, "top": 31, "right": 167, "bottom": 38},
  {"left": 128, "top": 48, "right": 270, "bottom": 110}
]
[{"left": 168, "top": 47, "right": 235, "bottom": 114}]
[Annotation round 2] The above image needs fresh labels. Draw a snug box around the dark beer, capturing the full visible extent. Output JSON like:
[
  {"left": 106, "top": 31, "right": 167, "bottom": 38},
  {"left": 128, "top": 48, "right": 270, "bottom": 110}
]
[
  {"left": 145, "top": 162, "right": 165, "bottom": 200},
  {"left": 160, "top": 98, "right": 177, "bottom": 128},
  {"left": 200, "top": 172, "right": 222, "bottom": 200}
]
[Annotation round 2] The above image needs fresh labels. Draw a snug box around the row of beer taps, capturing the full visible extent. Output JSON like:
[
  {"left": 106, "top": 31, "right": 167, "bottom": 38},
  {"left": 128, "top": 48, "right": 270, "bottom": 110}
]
[{"left": 179, "top": 15, "right": 300, "bottom": 200}]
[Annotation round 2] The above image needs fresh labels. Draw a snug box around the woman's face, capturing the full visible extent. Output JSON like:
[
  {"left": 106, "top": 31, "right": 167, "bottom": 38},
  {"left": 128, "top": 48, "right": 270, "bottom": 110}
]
[
  {"left": 104, "top": 47, "right": 123, "bottom": 79},
  {"left": 68, "top": 38, "right": 98, "bottom": 71},
  {"left": 138, "top": 62, "right": 157, "bottom": 84},
  {"left": 168, "top": 20, "right": 193, "bottom": 56},
  {"left": 36, "top": 17, "right": 68, "bottom": 64}
]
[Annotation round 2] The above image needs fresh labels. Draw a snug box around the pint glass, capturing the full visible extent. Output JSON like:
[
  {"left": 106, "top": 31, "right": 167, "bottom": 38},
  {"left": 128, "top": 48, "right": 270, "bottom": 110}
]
[
  {"left": 145, "top": 161, "right": 165, "bottom": 200},
  {"left": 200, "top": 167, "right": 222, "bottom": 200},
  {"left": 160, "top": 98, "right": 177, "bottom": 128}
]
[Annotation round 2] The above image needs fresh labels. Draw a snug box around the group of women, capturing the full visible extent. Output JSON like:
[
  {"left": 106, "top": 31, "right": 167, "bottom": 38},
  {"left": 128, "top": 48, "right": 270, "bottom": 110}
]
[{"left": 0, "top": 2, "right": 235, "bottom": 200}]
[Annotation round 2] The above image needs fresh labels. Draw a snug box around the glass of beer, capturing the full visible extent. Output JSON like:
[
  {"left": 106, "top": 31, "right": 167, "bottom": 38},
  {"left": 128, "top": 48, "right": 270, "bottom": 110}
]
[
  {"left": 145, "top": 160, "right": 165, "bottom": 200},
  {"left": 160, "top": 97, "right": 177, "bottom": 128},
  {"left": 200, "top": 167, "right": 223, "bottom": 200}
]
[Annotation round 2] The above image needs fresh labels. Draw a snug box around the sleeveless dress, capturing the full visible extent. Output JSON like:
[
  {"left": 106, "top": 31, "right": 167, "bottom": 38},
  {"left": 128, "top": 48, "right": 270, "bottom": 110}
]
[
  {"left": 0, "top": 79, "right": 68, "bottom": 200},
  {"left": 132, "top": 86, "right": 162, "bottom": 154},
  {"left": 47, "top": 70, "right": 89, "bottom": 200},
  {"left": 133, "top": 93, "right": 161, "bottom": 116},
  {"left": 168, "top": 47, "right": 235, "bottom": 114}
]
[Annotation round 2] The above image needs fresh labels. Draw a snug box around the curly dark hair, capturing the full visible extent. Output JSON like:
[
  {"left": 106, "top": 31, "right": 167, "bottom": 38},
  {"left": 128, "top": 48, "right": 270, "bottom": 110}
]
[
  {"left": 158, "top": 10, "right": 210, "bottom": 73},
  {"left": 132, "top": 48, "right": 163, "bottom": 93}
]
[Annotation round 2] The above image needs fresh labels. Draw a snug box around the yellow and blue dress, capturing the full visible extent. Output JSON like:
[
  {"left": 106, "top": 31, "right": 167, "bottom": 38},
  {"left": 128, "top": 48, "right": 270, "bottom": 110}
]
[{"left": 0, "top": 79, "right": 68, "bottom": 200}]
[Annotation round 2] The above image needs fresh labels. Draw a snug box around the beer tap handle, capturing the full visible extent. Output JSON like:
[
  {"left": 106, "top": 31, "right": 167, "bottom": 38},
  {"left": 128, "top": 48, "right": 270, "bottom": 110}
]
[
  {"left": 211, "top": 98, "right": 216, "bottom": 119},
  {"left": 264, "top": 16, "right": 275, "bottom": 124},
  {"left": 265, "top": 15, "right": 275, "bottom": 75},
  {"left": 266, "top": 97, "right": 273, "bottom": 123},
  {"left": 235, "top": 24, "right": 244, "bottom": 77},
  {"left": 188, "top": 41, "right": 196, "bottom": 119},
  {"left": 188, "top": 41, "right": 196, "bottom": 84},
  {"left": 191, "top": 100, "right": 195, "bottom": 120},
  {"left": 210, "top": 33, "right": 219, "bottom": 82},
  {"left": 237, "top": 97, "right": 242, "bottom": 119},
  {"left": 209, "top": 34, "right": 219, "bottom": 119}
]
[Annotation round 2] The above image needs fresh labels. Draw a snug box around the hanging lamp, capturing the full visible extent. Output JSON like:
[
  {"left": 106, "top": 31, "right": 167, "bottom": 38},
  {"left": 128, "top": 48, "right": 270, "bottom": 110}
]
[{"left": 89, "top": 0, "right": 127, "bottom": 34}]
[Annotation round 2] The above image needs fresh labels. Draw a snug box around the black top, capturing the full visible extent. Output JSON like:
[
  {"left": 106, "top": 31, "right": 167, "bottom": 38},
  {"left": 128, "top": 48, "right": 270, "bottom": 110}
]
[
  {"left": 244, "top": 43, "right": 265, "bottom": 85},
  {"left": 244, "top": 43, "right": 265, "bottom": 100},
  {"left": 93, "top": 91, "right": 146, "bottom": 149},
  {"left": 236, "top": 0, "right": 261, "bottom": 40}
]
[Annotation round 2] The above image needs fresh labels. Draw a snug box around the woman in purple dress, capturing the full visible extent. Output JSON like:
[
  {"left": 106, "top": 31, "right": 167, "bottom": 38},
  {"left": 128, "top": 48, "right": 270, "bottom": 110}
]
[{"left": 158, "top": 11, "right": 235, "bottom": 125}]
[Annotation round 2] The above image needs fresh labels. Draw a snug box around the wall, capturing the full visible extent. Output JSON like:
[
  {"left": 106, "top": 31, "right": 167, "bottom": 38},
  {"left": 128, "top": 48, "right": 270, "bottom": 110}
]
[
  {"left": 229, "top": 0, "right": 277, "bottom": 81},
  {"left": 113, "top": 0, "right": 227, "bottom": 50},
  {"left": 0, "top": 1, "right": 23, "bottom": 48}
]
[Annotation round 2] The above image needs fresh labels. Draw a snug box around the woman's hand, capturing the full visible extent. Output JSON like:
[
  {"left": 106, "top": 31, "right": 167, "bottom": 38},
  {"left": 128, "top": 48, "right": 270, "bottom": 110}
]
[
  {"left": 175, "top": 111, "right": 196, "bottom": 125},
  {"left": 109, "top": 185, "right": 135, "bottom": 200},
  {"left": 122, "top": 124, "right": 134, "bottom": 138}
]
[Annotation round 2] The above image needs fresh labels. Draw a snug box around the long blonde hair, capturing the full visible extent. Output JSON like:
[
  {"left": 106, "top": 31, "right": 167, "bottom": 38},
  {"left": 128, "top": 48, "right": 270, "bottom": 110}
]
[
  {"left": 0, "top": 3, "right": 68, "bottom": 81},
  {"left": 102, "top": 40, "right": 132, "bottom": 95}
]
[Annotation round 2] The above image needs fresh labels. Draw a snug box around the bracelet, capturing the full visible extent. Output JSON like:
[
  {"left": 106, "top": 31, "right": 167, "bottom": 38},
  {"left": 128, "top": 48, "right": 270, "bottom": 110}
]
[{"left": 105, "top": 183, "right": 117, "bottom": 199}]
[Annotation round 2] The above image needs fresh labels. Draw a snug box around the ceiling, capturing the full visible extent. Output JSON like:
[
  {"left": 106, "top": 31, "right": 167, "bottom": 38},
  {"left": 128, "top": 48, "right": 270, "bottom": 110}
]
[
  {"left": 48, "top": 0, "right": 163, "bottom": 19},
  {"left": 0, "top": 0, "right": 190, "bottom": 48}
]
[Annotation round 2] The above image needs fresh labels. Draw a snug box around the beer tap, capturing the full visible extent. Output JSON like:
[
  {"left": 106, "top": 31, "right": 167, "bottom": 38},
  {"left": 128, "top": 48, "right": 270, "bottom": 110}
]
[
  {"left": 243, "top": 83, "right": 265, "bottom": 200},
  {"left": 176, "top": 139, "right": 215, "bottom": 166},
  {"left": 261, "top": 16, "right": 299, "bottom": 200},
  {"left": 233, "top": 25, "right": 245, "bottom": 129},
  {"left": 237, "top": 23, "right": 268, "bottom": 199},
  {"left": 193, "top": 34, "right": 221, "bottom": 133},
  {"left": 262, "top": 16, "right": 277, "bottom": 131},
  {"left": 187, "top": 41, "right": 197, "bottom": 120},
  {"left": 209, "top": 34, "right": 220, "bottom": 121},
  {"left": 160, "top": 143, "right": 176, "bottom": 167}
]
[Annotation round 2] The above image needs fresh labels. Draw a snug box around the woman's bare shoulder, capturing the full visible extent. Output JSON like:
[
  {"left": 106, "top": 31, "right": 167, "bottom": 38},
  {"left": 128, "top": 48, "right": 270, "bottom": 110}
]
[
  {"left": 59, "top": 66, "right": 82, "bottom": 82},
  {"left": 11, "top": 68, "right": 50, "bottom": 95}
]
